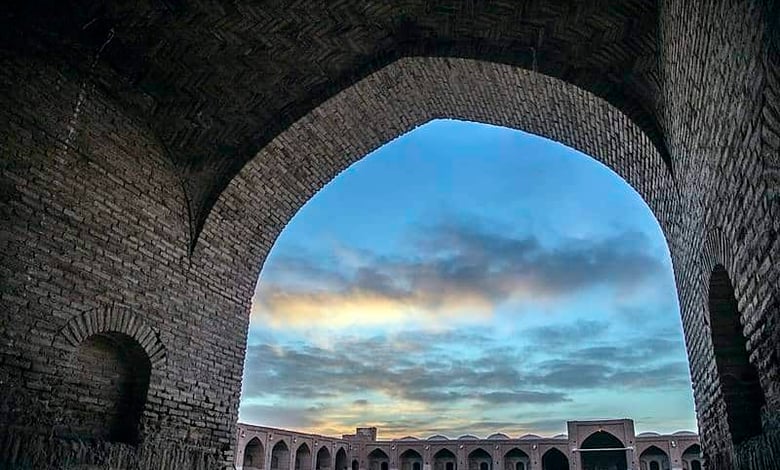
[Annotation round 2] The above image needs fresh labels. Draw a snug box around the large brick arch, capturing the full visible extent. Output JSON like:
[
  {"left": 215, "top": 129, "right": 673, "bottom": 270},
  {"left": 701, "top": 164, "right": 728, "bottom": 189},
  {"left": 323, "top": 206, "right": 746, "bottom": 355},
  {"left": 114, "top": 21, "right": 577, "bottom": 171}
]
[
  {"left": 2, "top": 1, "right": 666, "bottom": 237},
  {"left": 195, "top": 57, "right": 677, "bottom": 300}
]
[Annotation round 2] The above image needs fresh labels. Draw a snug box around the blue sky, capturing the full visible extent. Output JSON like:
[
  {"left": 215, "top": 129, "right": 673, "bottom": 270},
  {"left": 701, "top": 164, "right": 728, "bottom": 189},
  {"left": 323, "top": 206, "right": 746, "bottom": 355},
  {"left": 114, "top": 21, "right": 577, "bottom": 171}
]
[{"left": 239, "top": 119, "right": 696, "bottom": 438}]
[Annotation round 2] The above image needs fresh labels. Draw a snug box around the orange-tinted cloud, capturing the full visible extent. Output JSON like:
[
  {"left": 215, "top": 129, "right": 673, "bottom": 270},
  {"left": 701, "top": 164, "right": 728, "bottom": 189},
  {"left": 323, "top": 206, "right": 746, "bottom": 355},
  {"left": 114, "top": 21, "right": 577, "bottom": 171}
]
[
  {"left": 251, "top": 223, "right": 667, "bottom": 330},
  {"left": 251, "top": 285, "right": 494, "bottom": 329}
]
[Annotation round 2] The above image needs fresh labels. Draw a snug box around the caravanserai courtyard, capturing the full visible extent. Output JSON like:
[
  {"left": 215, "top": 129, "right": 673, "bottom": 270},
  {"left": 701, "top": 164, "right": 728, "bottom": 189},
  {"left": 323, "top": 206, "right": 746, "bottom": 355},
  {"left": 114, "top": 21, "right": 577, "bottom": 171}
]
[{"left": 234, "top": 421, "right": 703, "bottom": 470}]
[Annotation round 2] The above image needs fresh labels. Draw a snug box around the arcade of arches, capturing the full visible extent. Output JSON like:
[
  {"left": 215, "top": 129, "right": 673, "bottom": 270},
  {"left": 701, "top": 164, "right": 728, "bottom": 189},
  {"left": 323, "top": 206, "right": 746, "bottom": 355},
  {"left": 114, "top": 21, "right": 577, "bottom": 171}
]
[
  {"left": 234, "top": 421, "right": 703, "bottom": 470},
  {"left": 0, "top": 1, "right": 779, "bottom": 469}
]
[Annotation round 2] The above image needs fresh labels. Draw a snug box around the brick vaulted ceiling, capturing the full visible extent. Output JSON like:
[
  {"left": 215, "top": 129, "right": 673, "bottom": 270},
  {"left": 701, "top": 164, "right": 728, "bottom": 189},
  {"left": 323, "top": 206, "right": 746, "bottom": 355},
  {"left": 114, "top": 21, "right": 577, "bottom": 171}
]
[{"left": 2, "top": 0, "right": 665, "bottom": 242}]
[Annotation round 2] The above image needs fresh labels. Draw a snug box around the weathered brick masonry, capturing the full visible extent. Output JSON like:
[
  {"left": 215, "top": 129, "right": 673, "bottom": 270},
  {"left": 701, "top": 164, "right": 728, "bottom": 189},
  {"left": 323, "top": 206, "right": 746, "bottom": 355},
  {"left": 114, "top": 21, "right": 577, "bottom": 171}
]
[{"left": 1, "top": 1, "right": 778, "bottom": 469}]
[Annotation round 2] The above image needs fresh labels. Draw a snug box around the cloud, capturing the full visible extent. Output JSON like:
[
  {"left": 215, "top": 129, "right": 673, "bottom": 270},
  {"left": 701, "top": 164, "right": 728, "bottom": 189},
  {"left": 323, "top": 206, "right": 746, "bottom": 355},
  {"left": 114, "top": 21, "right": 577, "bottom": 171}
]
[
  {"left": 478, "top": 391, "right": 570, "bottom": 404},
  {"left": 242, "top": 334, "right": 538, "bottom": 406},
  {"left": 524, "top": 320, "right": 610, "bottom": 348},
  {"left": 252, "top": 218, "right": 667, "bottom": 330},
  {"left": 512, "top": 419, "right": 570, "bottom": 435},
  {"left": 243, "top": 212, "right": 687, "bottom": 436},
  {"left": 240, "top": 404, "right": 323, "bottom": 430},
  {"left": 530, "top": 355, "right": 689, "bottom": 390},
  {"left": 240, "top": 323, "right": 690, "bottom": 437}
]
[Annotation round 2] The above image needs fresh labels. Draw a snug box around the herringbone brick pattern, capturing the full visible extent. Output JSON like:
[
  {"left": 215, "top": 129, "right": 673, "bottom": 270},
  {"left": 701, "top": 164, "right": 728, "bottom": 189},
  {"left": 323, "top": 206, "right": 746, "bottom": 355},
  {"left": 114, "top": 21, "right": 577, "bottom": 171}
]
[{"left": 2, "top": 0, "right": 665, "bottom": 238}]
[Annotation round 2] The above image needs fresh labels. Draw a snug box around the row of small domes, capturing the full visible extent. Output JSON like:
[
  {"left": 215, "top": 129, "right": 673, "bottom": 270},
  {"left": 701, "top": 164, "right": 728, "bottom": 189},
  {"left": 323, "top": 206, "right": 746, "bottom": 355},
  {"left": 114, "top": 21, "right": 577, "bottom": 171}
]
[
  {"left": 398, "top": 433, "right": 565, "bottom": 441},
  {"left": 396, "top": 430, "right": 696, "bottom": 441}
]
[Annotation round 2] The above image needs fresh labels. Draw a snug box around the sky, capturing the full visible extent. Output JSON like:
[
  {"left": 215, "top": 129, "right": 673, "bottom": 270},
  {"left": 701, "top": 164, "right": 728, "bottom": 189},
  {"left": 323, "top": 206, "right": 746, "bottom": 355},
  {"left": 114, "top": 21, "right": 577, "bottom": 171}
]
[{"left": 239, "top": 119, "right": 696, "bottom": 439}]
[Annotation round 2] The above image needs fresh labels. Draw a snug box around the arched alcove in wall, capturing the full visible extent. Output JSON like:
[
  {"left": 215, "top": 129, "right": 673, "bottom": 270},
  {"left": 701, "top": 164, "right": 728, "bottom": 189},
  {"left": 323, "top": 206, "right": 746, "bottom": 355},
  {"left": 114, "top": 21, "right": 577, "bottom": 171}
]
[
  {"left": 638, "top": 445, "right": 669, "bottom": 470},
  {"left": 368, "top": 448, "right": 389, "bottom": 470},
  {"left": 67, "top": 331, "right": 151, "bottom": 444},
  {"left": 541, "top": 448, "right": 568, "bottom": 470},
  {"left": 503, "top": 448, "right": 529, "bottom": 470},
  {"left": 244, "top": 437, "right": 266, "bottom": 470},
  {"left": 317, "top": 446, "right": 332, "bottom": 470},
  {"left": 400, "top": 449, "right": 423, "bottom": 470},
  {"left": 433, "top": 449, "right": 457, "bottom": 470},
  {"left": 272, "top": 440, "right": 291, "bottom": 470},
  {"left": 707, "top": 264, "right": 765, "bottom": 444},
  {"left": 467, "top": 448, "right": 492, "bottom": 470},
  {"left": 580, "top": 431, "right": 626, "bottom": 470},
  {"left": 296, "top": 443, "right": 313, "bottom": 470},
  {"left": 335, "top": 448, "right": 348, "bottom": 470}
]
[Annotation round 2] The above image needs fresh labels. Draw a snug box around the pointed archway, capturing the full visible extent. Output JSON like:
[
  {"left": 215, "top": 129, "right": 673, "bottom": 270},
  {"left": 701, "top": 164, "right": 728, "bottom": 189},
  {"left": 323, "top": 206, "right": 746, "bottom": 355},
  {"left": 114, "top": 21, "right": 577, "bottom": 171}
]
[
  {"left": 639, "top": 446, "right": 668, "bottom": 470},
  {"left": 503, "top": 448, "right": 529, "bottom": 470},
  {"left": 400, "top": 449, "right": 423, "bottom": 470},
  {"left": 542, "top": 448, "right": 569, "bottom": 470},
  {"left": 244, "top": 437, "right": 266, "bottom": 470},
  {"left": 579, "top": 431, "right": 626, "bottom": 470},
  {"left": 296, "top": 443, "right": 312, "bottom": 470},
  {"left": 272, "top": 441, "right": 291, "bottom": 470},
  {"left": 316, "top": 446, "right": 332, "bottom": 470},
  {"left": 368, "top": 449, "right": 389, "bottom": 470},
  {"left": 467, "top": 448, "right": 492, "bottom": 470},
  {"left": 433, "top": 449, "right": 457, "bottom": 470}
]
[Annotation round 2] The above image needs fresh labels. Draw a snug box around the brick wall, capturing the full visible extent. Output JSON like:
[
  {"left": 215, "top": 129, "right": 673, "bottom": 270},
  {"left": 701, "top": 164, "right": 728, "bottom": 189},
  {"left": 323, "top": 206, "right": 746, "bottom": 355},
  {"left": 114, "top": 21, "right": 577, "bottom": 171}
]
[
  {"left": 659, "top": 0, "right": 780, "bottom": 467},
  {"left": 0, "top": 57, "right": 246, "bottom": 468}
]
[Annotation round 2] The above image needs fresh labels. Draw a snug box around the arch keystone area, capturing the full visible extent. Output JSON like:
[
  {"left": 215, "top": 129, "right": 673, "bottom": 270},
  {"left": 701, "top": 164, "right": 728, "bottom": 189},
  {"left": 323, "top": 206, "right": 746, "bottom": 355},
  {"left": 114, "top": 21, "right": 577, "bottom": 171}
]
[{"left": 56, "top": 305, "right": 166, "bottom": 367}]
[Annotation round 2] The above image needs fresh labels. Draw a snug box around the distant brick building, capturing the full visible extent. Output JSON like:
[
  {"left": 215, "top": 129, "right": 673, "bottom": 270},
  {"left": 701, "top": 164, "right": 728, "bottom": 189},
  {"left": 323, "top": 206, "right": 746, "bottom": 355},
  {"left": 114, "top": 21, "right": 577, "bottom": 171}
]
[{"left": 235, "top": 420, "right": 702, "bottom": 470}]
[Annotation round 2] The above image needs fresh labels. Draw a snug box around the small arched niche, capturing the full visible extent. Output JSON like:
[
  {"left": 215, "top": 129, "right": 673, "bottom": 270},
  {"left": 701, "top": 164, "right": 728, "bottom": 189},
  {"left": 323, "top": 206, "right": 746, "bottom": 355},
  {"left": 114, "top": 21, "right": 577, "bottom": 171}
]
[
  {"left": 72, "top": 331, "right": 151, "bottom": 444},
  {"left": 708, "top": 264, "right": 765, "bottom": 444}
]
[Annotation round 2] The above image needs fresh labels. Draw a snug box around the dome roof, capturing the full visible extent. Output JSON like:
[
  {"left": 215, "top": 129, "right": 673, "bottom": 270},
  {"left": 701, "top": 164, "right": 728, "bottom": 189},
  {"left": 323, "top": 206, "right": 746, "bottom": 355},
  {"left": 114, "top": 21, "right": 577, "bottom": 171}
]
[
  {"left": 458, "top": 435, "right": 479, "bottom": 440},
  {"left": 427, "top": 435, "right": 449, "bottom": 441},
  {"left": 553, "top": 434, "right": 567, "bottom": 439},
  {"left": 399, "top": 436, "right": 419, "bottom": 441},
  {"left": 487, "top": 433, "right": 509, "bottom": 440},
  {"left": 518, "top": 434, "right": 541, "bottom": 440},
  {"left": 637, "top": 432, "right": 661, "bottom": 437},
  {"left": 672, "top": 431, "right": 697, "bottom": 436}
]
